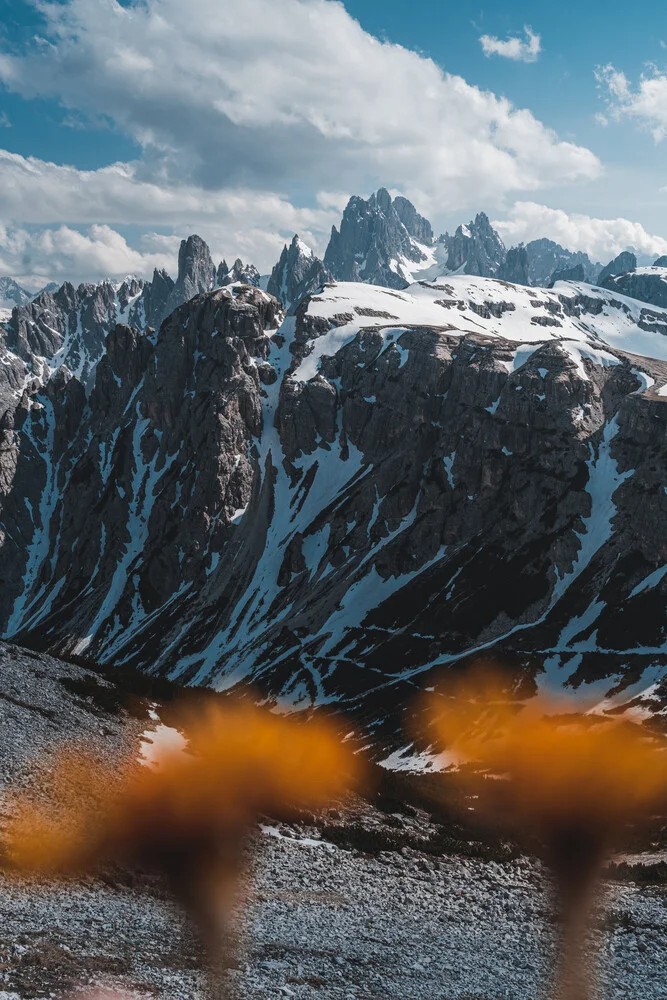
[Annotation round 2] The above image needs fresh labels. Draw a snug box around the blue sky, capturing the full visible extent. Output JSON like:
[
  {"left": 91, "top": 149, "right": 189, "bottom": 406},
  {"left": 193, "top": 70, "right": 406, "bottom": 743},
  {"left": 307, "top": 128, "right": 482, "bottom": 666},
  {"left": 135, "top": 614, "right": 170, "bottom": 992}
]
[{"left": 0, "top": 0, "right": 666, "bottom": 284}]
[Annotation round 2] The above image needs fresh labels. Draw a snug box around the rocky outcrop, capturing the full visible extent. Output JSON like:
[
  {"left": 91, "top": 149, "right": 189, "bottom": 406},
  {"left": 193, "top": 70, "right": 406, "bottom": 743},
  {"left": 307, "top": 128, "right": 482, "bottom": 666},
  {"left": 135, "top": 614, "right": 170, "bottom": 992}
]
[
  {"left": 217, "top": 258, "right": 261, "bottom": 288},
  {"left": 599, "top": 251, "right": 637, "bottom": 287},
  {"left": 444, "top": 213, "right": 506, "bottom": 277},
  {"left": 267, "top": 236, "right": 330, "bottom": 313},
  {"left": 141, "top": 268, "right": 175, "bottom": 329},
  {"left": 0, "top": 284, "right": 282, "bottom": 653},
  {"left": 525, "top": 239, "right": 599, "bottom": 286},
  {"left": 3, "top": 273, "right": 667, "bottom": 729},
  {"left": 164, "top": 235, "right": 216, "bottom": 318},
  {"left": 3, "top": 277, "right": 146, "bottom": 386},
  {"left": 0, "top": 235, "right": 247, "bottom": 398},
  {"left": 549, "top": 263, "right": 585, "bottom": 286},
  {"left": 654, "top": 255, "right": 667, "bottom": 267},
  {"left": 323, "top": 188, "right": 431, "bottom": 288},
  {"left": 0, "top": 277, "right": 32, "bottom": 309},
  {"left": 498, "top": 246, "right": 529, "bottom": 285},
  {"left": 393, "top": 196, "right": 433, "bottom": 244},
  {"left": 601, "top": 266, "right": 667, "bottom": 308}
]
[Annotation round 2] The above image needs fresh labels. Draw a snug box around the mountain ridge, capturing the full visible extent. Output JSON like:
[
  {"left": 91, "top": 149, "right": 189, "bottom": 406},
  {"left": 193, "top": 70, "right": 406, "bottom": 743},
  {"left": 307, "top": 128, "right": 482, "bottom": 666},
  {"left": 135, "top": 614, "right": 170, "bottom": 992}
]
[
  {"left": 2, "top": 192, "right": 667, "bottom": 730},
  {"left": 2, "top": 269, "right": 667, "bottom": 729}
]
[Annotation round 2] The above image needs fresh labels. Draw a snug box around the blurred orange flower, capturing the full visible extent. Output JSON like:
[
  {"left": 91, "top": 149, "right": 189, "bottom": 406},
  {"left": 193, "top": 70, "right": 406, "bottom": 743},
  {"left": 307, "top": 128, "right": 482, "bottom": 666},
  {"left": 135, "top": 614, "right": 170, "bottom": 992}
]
[
  {"left": 425, "top": 665, "right": 667, "bottom": 1000},
  {"left": 428, "top": 667, "right": 667, "bottom": 844},
  {"left": 3, "top": 699, "right": 359, "bottom": 975},
  {"left": 5, "top": 699, "right": 357, "bottom": 876}
]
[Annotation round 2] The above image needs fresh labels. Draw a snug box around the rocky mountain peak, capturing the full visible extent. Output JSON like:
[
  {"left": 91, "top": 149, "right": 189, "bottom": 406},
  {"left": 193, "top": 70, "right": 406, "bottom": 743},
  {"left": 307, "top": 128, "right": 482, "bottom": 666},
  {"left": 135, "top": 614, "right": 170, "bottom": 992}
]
[
  {"left": 598, "top": 250, "right": 637, "bottom": 287},
  {"left": 393, "top": 196, "right": 434, "bottom": 245},
  {"left": 599, "top": 260, "right": 667, "bottom": 308},
  {"left": 267, "top": 235, "right": 329, "bottom": 313},
  {"left": 445, "top": 212, "right": 506, "bottom": 277},
  {"left": 498, "top": 246, "right": 529, "bottom": 285},
  {"left": 142, "top": 268, "right": 175, "bottom": 329},
  {"left": 0, "top": 277, "right": 32, "bottom": 310},
  {"left": 524, "top": 238, "right": 600, "bottom": 286},
  {"left": 371, "top": 186, "right": 393, "bottom": 214},
  {"left": 655, "top": 255, "right": 667, "bottom": 267},
  {"left": 323, "top": 188, "right": 430, "bottom": 289},
  {"left": 165, "top": 234, "right": 216, "bottom": 317},
  {"left": 217, "top": 257, "right": 261, "bottom": 287}
]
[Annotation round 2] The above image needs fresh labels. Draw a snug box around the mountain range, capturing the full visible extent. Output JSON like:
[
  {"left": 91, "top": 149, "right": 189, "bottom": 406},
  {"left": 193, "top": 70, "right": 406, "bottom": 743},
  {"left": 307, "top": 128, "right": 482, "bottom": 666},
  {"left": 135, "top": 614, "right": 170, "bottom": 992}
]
[{"left": 1, "top": 189, "right": 667, "bottom": 737}]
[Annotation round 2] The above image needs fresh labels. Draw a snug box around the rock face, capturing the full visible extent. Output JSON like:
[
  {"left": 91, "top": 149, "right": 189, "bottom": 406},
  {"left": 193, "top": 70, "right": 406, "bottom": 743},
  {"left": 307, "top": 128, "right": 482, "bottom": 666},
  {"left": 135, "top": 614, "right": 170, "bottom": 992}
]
[
  {"left": 218, "top": 258, "right": 261, "bottom": 288},
  {"left": 164, "top": 235, "right": 216, "bottom": 318},
  {"left": 142, "top": 268, "right": 175, "bottom": 329},
  {"left": 498, "top": 246, "right": 529, "bottom": 285},
  {"left": 4, "top": 277, "right": 147, "bottom": 386},
  {"left": 0, "top": 277, "right": 33, "bottom": 309},
  {"left": 601, "top": 266, "right": 667, "bottom": 308},
  {"left": 3, "top": 271, "right": 667, "bottom": 730},
  {"left": 654, "top": 255, "right": 667, "bottom": 267},
  {"left": 524, "top": 239, "right": 599, "bottom": 286},
  {"left": 444, "top": 213, "right": 506, "bottom": 277},
  {"left": 323, "top": 188, "right": 432, "bottom": 288},
  {"left": 393, "top": 196, "right": 434, "bottom": 244},
  {"left": 267, "top": 236, "right": 330, "bottom": 312},
  {"left": 0, "top": 234, "right": 229, "bottom": 401},
  {"left": 599, "top": 251, "right": 637, "bottom": 287},
  {"left": 549, "top": 263, "right": 586, "bottom": 286},
  {"left": 0, "top": 284, "right": 282, "bottom": 659}
]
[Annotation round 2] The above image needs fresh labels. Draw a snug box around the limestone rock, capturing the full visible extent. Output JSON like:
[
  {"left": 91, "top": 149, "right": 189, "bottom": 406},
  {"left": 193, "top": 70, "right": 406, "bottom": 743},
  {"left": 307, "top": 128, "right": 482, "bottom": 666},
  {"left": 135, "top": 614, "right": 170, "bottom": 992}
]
[
  {"left": 323, "top": 188, "right": 430, "bottom": 288},
  {"left": 499, "top": 246, "right": 530, "bottom": 285},
  {"left": 218, "top": 258, "right": 261, "bottom": 287},
  {"left": 525, "top": 238, "right": 600, "bottom": 286},
  {"left": 599, "top": 251, "right": 637, "bottom": 287},
  {"left": 267, "top": 236, "right": 329, "bottom": 312},
  {"left": 444, "top": 213, "right": 506, "bottom": 277}
]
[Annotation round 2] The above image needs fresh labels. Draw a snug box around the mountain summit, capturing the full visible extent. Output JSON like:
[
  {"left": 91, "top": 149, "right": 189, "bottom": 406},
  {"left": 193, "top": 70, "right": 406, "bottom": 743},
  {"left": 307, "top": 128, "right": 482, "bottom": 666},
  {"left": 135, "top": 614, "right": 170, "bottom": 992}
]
[{"left": 323, "top": 188, "right": 434, "bottom": 288}]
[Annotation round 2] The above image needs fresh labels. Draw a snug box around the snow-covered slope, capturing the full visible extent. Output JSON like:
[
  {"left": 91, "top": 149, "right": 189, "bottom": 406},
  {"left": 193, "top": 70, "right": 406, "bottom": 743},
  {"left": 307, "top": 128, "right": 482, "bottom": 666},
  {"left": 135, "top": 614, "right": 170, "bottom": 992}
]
[
  {"left": 2, "top": 272, "right": 667, "bottom": 733},
  {"left": 297, "top": 276, "right": 667, "bottom": 369}
]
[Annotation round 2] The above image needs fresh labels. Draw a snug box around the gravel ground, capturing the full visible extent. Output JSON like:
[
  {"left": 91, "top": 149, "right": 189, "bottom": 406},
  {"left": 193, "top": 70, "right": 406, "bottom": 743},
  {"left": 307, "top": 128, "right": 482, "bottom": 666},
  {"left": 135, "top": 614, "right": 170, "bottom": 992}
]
[{"left": 0, "top": 642, "right": 664, "bottom": 1000}]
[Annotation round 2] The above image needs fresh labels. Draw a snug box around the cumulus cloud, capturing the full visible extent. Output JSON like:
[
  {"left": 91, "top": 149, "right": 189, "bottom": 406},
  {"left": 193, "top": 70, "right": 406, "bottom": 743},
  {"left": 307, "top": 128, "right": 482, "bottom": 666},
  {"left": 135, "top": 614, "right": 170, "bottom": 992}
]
[
  {"left": 0, "top": 0, "right": 596, "bottom": 213},
  {"left": 596, "top": 64, "right": 667, "bottom": 141},
  {"left": 0, "top": 150, "right": 342, "bottom": 273},
  {"left": 494, "top": 201, "right": 667, "bottom": 262},
  {"left": 0, "top": 222, "right": 177, "bottom": 286},
  {"left": 480, "top": 27, "right": 541, "bottom": 64}
]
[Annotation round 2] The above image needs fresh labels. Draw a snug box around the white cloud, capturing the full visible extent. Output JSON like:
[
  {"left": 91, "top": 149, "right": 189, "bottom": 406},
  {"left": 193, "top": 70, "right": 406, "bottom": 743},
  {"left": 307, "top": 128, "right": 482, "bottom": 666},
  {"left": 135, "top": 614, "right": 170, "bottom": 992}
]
[
  {"left": 0, "top": 222, "right": 175, "bottom": 286},
  {"left": 0, "top": 149, "right": 342, "bottom": 273},
  {"left": 596, "top": 64, "right": 667, "bottom": 141},
  {"left": 480, "top": 26, "right": 541, "bottom": 64},
  {"left": 0, "top": 112, "right": 10, "bottom": 128},
  {"left": 0, "top": 0, "right": 596, "bottom": 214},
  {"left": 494, "top": 201, "right": 667, "bottom": 262}
]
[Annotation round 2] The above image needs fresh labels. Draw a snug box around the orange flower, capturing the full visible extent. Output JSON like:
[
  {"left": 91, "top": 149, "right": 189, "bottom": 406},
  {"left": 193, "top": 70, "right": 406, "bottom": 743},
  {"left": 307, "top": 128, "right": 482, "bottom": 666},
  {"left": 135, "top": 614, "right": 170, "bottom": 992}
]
[
  {"left": 3, "top": 700, "right": 359, "bottom": 976},
  {"left": 425, "top": 666, "right": 667, "bottom": 1000},
  {"left": 430, "top": 669, "right": 666, "bottom": 839}
]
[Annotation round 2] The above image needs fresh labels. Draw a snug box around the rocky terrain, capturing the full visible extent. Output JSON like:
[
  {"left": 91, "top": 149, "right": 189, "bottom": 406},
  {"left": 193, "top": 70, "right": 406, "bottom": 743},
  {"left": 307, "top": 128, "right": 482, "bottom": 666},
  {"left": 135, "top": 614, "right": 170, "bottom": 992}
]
[
  {"left": 0, "top": 278, "right": 33, "bottom": 314},
  {"left": 268, "top": 236, "right": 330, "bottom": 313},
  {"left": 0, "top": 641, "right": 663, "bottom": 1000},
  {"left": 603, "top": 265, "right": 667, "bottom": 309},
  {"left": 2, "top": 264, "right": 667, "bottom": 728},
  {"left": 323, "top": 189, "right": 437, "bottom": 289},
  {"left": 524, "top": 238, "right": 601, "bottom": 287},
  {"left": 1, "top": 189, "right": 667, "bottom": 729}
]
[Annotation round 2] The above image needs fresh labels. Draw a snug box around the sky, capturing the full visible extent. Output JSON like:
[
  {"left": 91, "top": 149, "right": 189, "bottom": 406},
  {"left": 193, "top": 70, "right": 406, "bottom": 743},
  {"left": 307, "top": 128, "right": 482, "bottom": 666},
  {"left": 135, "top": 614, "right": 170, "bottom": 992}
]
[{"left": 0, "top": 0, "right": 666, "bottom": 286}]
